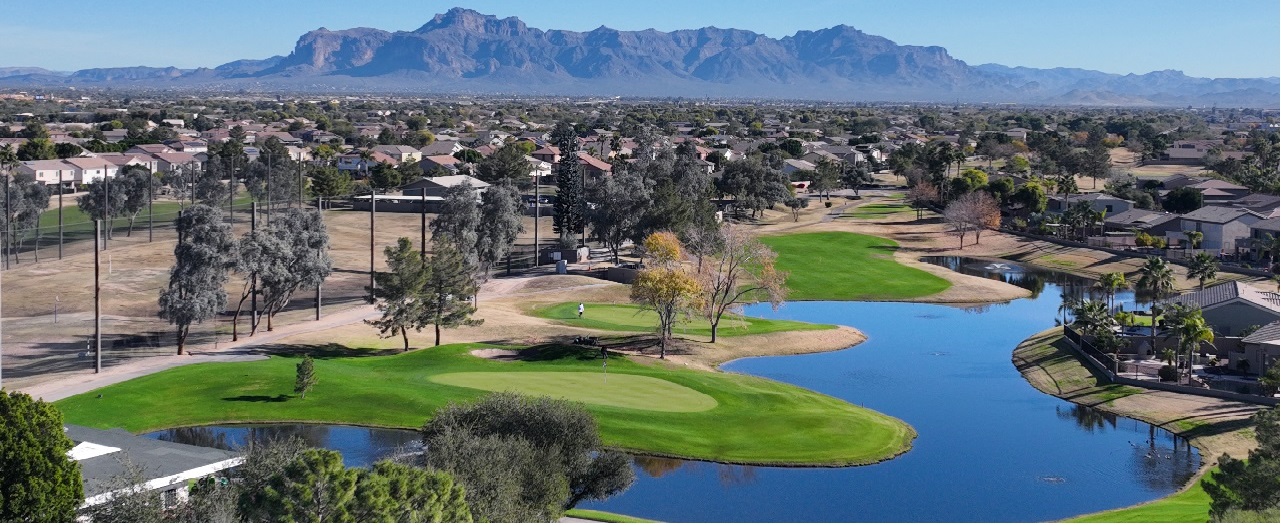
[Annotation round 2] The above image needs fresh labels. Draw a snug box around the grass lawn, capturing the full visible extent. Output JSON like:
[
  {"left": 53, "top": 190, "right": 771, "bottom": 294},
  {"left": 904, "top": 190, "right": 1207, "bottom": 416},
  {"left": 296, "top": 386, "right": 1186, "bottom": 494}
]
[
  {"left": 760, "top": 232, "right": 950, "bottom": 301},
  {"left": 430, "top": 371, "right": 719, "bottom": 412},
  {"left": 531, "top": 302, "right": 832, "bottom": 337},
  {"left": 55, "top": 343, "right": 915, "bottom": 466},
  {"left": 36, "top": 196, "right": 254, "bottom": 234},
  {"left": 1066, "top": 468, "right": 1213, "bottom": 523},
  {"left": 843, "top": 203, "right": 911, "bottom": 219},
  {"left": 564, "top": 509, "right": 657, "bottom": 523}
]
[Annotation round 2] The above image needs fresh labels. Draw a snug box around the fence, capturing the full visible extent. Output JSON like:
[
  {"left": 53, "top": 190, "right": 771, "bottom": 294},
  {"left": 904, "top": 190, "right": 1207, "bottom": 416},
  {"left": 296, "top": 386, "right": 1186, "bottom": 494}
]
[{"left": 1061, "top": 326, "right": 1277, "bottom": 406}]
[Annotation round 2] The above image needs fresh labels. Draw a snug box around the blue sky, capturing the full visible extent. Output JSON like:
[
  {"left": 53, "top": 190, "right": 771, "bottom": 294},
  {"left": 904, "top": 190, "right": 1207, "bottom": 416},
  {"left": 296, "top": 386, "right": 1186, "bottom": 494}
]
[{"left": 5, "top": 0, "right": 1278, "bottom": 78}]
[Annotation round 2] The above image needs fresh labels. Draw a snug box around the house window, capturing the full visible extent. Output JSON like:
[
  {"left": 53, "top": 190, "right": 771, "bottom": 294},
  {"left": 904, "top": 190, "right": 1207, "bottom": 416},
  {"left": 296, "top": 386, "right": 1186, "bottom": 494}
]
[{"left": 162, "top": 489, "right": 177, "bottom": 508}]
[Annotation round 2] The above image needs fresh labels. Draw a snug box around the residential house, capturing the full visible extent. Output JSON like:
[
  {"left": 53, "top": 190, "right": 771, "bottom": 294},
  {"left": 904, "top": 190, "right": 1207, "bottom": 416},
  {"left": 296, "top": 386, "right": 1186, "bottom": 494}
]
[
  {"left": 64, "top": 157, "right": 121, "bottom": 184},
  {"left": 781, "top": 158, "right": 817, "bottom": 175},
  {"left": 399, "top": 174, "right": 490, "bottom": 198},
  {"left": 126, "top": 144, "right": 175, "bottom": 155},
  {"left": 1170, "top": 205, "right": 1264, "bottom": 253},
  {"left": 576, "top": 151, "right": 612, "bottom": 178},
  {"left": 525, "top": 156, "right": 552, "bottom": 184},
  {"left": 1161, "top": 281, "right": 1280, "bottom": 338},
  {"left": 16, "top": 159, "right": 78, "bottom": 186},
  {"left": 67, "top": 425, "right": 243, "bottom": 512},
  {"left": 373, "top": 145, "right": 422, "bottom": 165},
  {"left": 420, "top": 141, "right": 463, "bottom": 157},
  {"left": 1103, "top": 208, "right": 1181, "bottom": 237},
  {"left": 152, "top": 152, "right": 202, "bottom": 173},
  {"left": 1048, "top": 193, "right": 1134, "bottom": 216},
  {"left": 1232, "top": 321, "right": 1279, "bottom": 375},
  {"left": 531, "top": 145, "right": 560, "bottom": 164},
  {"left": 1237, "top": 217, "right": 1279, "bottom": 263},
  {"left": 420, "top": 154, "right": 462, "bottom": 174}
]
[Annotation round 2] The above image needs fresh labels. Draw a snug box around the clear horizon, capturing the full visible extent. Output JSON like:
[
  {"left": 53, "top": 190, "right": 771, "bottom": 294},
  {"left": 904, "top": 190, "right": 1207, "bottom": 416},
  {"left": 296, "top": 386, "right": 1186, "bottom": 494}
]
[{"left": 3, "top": 0, "right": 1278, "bottom": 78}]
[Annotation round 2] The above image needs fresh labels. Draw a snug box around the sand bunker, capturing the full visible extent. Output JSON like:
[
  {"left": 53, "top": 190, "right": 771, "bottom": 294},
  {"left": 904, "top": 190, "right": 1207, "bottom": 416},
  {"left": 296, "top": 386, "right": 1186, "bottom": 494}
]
[{"left": 469, "top": 348, "right": 521, "bottom": 360}]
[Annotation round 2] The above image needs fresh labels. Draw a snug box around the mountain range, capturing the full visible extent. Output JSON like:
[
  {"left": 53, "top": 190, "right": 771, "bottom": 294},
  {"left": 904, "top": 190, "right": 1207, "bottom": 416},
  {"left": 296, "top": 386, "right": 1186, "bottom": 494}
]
[{"left": 2, "top": 7, "right": 1277, "bottom": 107}]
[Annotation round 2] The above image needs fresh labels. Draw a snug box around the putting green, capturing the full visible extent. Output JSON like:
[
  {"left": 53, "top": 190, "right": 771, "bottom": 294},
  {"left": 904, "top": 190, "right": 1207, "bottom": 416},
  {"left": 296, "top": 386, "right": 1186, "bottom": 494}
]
[{"left": 430, "top": 371, "right": 718, "bottom": 413}]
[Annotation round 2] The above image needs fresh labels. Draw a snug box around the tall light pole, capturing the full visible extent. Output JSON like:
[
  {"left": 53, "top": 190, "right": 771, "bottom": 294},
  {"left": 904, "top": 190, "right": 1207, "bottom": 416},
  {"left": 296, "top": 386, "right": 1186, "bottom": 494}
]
[{"left": 368, "top": 190, "right": 376, "bottom": 304}]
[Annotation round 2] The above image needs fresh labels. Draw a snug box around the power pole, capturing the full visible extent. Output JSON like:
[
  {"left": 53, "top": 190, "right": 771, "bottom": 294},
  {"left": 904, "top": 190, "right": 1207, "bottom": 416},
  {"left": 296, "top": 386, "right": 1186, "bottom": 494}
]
[
  {"left": 58, "top": 170, "right": 64, "bottom": 258},
  {"left": 368, "top": 190, "right": 376, "bottom": 304},
  {"left": 419, "top": 188, "right": 427, "bottom": 256},
  {"left": 250, "top": 202, "right": 258, "bottom": 332},
  {"left": 266, "top": 153, "right": 273, "bottom": 226},
  {"left": 148, "top": 171, "right": 154, "bottom": 242},
  {"left": 533, "top": 180, "right": 540, "bottom": 268},
  {"left": 94, "top": 220, "right": 101, "bottom": 374},
  {"left": 102, "top": 170, "right": 109, "bottom": 251},
  {"left": 316, "top": 195, "right": 323, "bottom": 320}
]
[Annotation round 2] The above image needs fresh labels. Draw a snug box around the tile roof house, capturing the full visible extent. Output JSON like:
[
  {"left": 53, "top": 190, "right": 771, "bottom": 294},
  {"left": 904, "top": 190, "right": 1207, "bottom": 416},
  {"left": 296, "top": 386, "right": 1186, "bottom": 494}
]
[
  {"left": 1234, "top": 320, "right": 1279, "bottom": 375},
  {"left": 1161, "top": 281, "right": 1280, "bottom": 337},
  {"left": 1171, "top": 206, "right": 1265, "bottom": 252},
  {"left": 419, "top": 141, "right": 463, "bottom": 157},
  {"left": 576, "top": 151, "right": 612, "bottom": 178},
  {"left": 373, "top": 144, "right": 423, "bottom": 164},
  {"left": 66, "top": 425, "right": 243, "bottom": 511}
]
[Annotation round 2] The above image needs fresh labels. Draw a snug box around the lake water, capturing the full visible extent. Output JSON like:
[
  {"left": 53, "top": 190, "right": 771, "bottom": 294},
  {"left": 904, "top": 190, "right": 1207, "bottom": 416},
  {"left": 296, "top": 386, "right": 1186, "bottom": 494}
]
[
  {"left": 148, "top": 258, "right": 1202, "bottom": 522},
  {"left": 145, "top": 424, "right": 420, "bottom": 467},
  {"left": 579, "top": 257, "right": 1200, "bottom": 522}
]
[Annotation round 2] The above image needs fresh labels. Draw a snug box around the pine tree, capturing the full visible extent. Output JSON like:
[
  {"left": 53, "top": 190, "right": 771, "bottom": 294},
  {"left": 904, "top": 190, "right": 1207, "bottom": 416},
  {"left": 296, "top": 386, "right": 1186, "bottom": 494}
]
[
  {"left": 294, "top": 355, "right": 317, "bottom": 399},
  {"left": 422, "top": 237, "right": 483, "bottom": 346},
  {"left": 553, "top": 131, "right": 584, "bottom": 240},
  {"left": 368, "top": 238, "right": 429, "bottom": 351}
]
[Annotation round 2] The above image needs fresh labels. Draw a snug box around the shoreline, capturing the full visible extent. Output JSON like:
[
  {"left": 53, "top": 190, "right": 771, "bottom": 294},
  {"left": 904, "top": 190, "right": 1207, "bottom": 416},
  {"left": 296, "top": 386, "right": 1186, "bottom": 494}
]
[{"left": 1010, "top": 326, "right": 1262, "bottom": 522}]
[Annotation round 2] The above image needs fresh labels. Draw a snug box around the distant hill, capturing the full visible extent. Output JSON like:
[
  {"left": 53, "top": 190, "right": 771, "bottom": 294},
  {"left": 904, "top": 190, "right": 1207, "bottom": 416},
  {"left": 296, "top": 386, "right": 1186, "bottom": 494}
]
[{"left": 2, "top": 7, "right": 1277, "bottom": 107}]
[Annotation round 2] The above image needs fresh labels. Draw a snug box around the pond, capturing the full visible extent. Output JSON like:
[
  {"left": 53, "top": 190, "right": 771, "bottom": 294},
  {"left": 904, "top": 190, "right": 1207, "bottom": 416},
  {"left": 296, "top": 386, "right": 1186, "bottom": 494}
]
[
  {"left": 145, "top": 424, "right": 420, "bottom": 468},
  {"left": 578, "top": 257, "right": 1200, "bottom": 522},
  {"left": 147, "top": 258, "right": 1202, "bottom": 522}
]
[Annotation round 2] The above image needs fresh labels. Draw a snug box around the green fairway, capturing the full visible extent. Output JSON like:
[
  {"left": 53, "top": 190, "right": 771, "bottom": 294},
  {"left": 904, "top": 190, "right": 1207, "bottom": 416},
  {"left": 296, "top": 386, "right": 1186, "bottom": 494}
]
[
  {"left": 56, "top": 344, "right": 914, "bottom": 466},
  {"left": 1066, "top": 469, "right": 1213, "bottom": 523},
  {"left": 842, "top": 203, "right": 911, "bottom": 219},
  {"left": 36, "top": 196, "right": 254, "bottom": 236},
  {"left": 532, "top": 302, "right": 832, "bottom": 337},
  {"left": 760, "top": 232, "right": 950, "bottom": 301},
  {"left": 430, "top": 371, "right": 718, "bottom": 412}
]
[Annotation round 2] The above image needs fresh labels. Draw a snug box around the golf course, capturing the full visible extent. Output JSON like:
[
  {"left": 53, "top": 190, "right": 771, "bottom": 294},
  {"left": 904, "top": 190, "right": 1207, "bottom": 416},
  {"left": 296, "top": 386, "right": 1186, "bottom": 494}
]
[
  {"left": 531, "top": 301, "right": 833, "bottom": 337},
  {"left": 760, "top": 231, "right": 950, "bottom": 300},
  {"left": 56, "top": 343, "right": 915, "bottom": 466}
]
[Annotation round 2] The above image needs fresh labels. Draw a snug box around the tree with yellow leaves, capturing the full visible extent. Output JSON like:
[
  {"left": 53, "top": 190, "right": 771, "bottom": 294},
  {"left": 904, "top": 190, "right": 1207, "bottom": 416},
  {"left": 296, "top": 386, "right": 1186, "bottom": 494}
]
[{"left": 630, "top": 232, "right": 704, "bottom": 359}]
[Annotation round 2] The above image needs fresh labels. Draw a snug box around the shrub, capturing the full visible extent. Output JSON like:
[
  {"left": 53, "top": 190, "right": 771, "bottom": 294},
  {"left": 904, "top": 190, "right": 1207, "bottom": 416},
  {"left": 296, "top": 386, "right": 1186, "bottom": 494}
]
[
  {"left": 824, "top": 201, "right": 833, "bottom": 208},
  {"left": 1158, "top": 364, "right": 1178, "bottom": 382}
]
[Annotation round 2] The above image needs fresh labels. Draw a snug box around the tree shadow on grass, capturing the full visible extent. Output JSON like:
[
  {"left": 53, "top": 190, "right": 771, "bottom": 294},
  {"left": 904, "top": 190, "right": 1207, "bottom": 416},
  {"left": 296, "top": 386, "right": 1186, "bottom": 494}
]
[
  {"left": 222, "top": 394, "right": 292, "bottom": 402},
  {"left": 256, "top": 343, "right": 402, "bottom": 359}
]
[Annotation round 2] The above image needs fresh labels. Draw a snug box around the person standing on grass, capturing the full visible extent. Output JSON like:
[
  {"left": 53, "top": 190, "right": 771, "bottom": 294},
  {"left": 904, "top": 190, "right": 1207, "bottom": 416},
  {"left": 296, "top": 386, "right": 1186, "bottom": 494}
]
[{"left": 578, "top": 302, "right": 585, "bottom": 318}]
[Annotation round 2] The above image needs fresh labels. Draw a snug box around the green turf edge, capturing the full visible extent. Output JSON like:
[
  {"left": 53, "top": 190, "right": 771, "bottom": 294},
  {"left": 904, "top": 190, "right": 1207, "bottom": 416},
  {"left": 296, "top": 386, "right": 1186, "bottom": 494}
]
[
  {"left": 564, "top": 509, "right": 659, "bottom": 523},
  {"left": 1063, "top": 468, "right": 1214, "bottom": 523},
  {"left": 54, "top": 343, "right": 916, "bottom": 467}
]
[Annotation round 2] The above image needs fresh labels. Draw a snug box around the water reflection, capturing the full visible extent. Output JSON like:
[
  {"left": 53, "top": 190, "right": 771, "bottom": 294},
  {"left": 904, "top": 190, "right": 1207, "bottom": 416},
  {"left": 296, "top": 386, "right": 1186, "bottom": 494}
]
[
  {"left": 146, "top": 424, "right": 420, "bottom": 467},
  {"left": 1056, "top": 404, "right": 1117, "bottom": 433}
]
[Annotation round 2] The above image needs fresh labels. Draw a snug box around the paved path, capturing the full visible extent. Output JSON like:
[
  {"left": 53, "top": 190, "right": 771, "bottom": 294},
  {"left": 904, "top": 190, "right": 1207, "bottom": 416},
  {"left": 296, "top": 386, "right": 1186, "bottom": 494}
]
[
  {"left": 18, "top": 271, "right": 604, "bottom": 402},
  {"left": 19, "top": 303, "right": 381, "bottom": 402}
]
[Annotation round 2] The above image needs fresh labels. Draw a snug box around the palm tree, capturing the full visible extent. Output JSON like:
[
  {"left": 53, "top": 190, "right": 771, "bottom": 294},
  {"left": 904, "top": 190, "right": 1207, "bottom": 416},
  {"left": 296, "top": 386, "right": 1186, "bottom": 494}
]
[
  {"left": 1182, "top": 230, "right": 1203, "bottom": 256},
  {"left": 1071, "top": 299, "right": 1114, "bottom": 334},
  {"left": 1096, "top": 272, "right": 1129, "bottom": 313},
  {"left": 1252, "top": 233, "right": 1278, "bottom": 272},
  {"left": 358, "top": 149, "right": 375, "bottom": 185},
  {"left": 1186, "top": 252, "right": 1218, "bottom": 289},
  {"left": 1136, "top": 256, "right": 1176, "bottom": 304},
  {"left": 1137, "top": 256, "right": 1176, "bottom": 359},
  {"left": 1173, "top": 310, "right": 1214, "bottom": 385}
]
